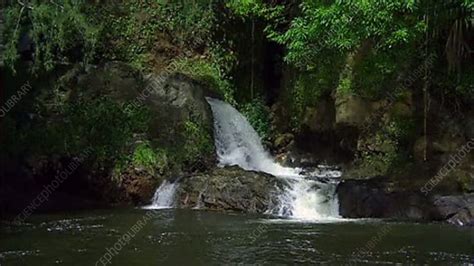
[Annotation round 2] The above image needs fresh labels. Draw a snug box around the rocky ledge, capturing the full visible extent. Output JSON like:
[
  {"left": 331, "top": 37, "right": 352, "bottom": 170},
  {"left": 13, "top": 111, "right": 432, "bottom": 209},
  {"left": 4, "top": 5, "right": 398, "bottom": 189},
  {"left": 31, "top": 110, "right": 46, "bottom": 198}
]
[
  {"left": 337, "top": 178, "right": 474, "bottom": 226},
  {"left": 433, "top": 194, "right": 474, "bottom": 226}
]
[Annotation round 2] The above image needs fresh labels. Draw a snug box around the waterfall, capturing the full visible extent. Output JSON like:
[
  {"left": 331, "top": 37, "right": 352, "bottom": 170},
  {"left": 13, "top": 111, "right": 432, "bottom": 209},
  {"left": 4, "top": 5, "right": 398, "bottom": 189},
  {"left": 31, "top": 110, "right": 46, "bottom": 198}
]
[
  {"left": 206, "top": 97, "right": 299, "bottom": 177},
  {"left": 143, "top": 180, "right": 178, "bottom": 210},
  {"left": 207, "top": 97, "right": 341, "bottom": 220}
]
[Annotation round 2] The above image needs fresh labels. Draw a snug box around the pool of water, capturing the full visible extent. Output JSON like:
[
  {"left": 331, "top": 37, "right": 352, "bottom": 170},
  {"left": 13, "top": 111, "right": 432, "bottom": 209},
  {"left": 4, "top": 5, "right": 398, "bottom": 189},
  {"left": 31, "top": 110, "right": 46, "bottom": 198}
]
[{"left": 1, "top": 209, "right": 473, "bottom": 265}]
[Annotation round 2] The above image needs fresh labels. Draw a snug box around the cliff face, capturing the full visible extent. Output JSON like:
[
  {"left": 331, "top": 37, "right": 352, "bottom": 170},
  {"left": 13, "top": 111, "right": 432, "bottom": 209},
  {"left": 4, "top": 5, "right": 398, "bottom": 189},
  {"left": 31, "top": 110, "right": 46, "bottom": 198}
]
[
  {"left": 0, "top": 62, "right": 218, "bottom": 216},
  {"left": 272, "top": 87, "right": 474, "bottom": 192}
]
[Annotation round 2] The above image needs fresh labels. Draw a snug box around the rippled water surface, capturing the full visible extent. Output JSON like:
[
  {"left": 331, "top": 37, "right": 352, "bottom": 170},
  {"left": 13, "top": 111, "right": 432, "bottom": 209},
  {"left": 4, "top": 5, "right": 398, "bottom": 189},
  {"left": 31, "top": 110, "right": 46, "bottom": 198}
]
[{"left": 1, "top": 209, "right": 473, "bottom": 265}]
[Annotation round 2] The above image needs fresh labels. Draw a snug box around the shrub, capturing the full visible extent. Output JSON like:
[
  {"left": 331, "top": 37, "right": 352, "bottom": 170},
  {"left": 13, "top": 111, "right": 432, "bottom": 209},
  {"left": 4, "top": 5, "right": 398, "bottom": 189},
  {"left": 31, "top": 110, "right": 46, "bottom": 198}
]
[
  {"left": 95, "top": 0, "right": 218, "bottom": 71},
  {"left": 172, "top": 57, "right": 235, "bottom": 104},
  {"left": 182, "top": 120, "right": 214, "bottom": 164},
  {"left": 62, "top": 98, "right": 149, "bottom": 161},
  {"left": 132, "top": 142, "right": 168, "bottom": 176},
  {"left": 355, "top": 132, "right": 400, "bottom": 177},
  {"left": 241, "top": 97, "right": 271, "bottom": 140},
  {"left": 4, "top": 1, "right": 100, "bottom": 73}
]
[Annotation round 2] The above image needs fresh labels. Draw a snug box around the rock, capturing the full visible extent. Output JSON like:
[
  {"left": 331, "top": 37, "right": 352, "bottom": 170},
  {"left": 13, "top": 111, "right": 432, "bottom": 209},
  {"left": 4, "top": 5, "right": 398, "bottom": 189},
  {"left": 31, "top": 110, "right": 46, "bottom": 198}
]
[
  {"left": 335, "top": 94, "right": 372, "bottom": 128},
  {"left": 72, "top": 64, "right": 215, "bottom": 154},
  {"left": 36, "top": 63, "right": 217, "bottom": 205},
  {"left": 74, "top": 61, "right": 141, "bottom": 103},
  {"left": 176, "top": 166, "right": 285, "bottom": 213},
  {"left": 276, "top": 150, "right": 320, "bottom": 168},
  {"left": 336, "top": 178, "right": 436, "bottom": 220},
  {"left": 273, "top": 133, "right": 294, "bottom": 152},
  {"left": 303, "top": 98, "right": 335, "bottom": 132},
  {"left": 117, "top": 167, "right": 160, "bottom": 205},
  {"left": 413, "top": 117, "right": 466, "bottom": 162},
  {"left": 387, "top": 91, "right": 414, "bottom": 119},
  {"left": 389, "top": 102, "right": 413, "bottom": 118},
  {"left": 144, "top": 73, "right": 214, "bottom": 150},
  {"left": 433, "top": 194, "right": 474, "bottom": 226},
  {"left": 337, "top": 178, "right": 474, "bottom": 226}
]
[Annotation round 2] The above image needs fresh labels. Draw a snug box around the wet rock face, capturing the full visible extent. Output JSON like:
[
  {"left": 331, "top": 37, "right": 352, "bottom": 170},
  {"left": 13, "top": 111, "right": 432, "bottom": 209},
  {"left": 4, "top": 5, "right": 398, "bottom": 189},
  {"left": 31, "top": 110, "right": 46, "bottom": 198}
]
[
  {"left": 144, "top": 73, "right": 215, "bottom": 147},
  {"left": 336, "top": 178, "right": 437, "bottom": 220},
  {"left": 74, "top": 62, "right": 142, "bottom": 102},
  {"left": 115, "top": 167, "right": 160, "bottom": 205},
  {"left": 176, "top": 166, "right": 285, "bottom": 213},
  {"left": 335, "top": 94, "right": 371, "bottom": 128},
  {"left": 433, "top": 194, "right": 474, "bottom": 226},
  {"left": 337, "top": 178, "right": 474, "bottom": 226}
]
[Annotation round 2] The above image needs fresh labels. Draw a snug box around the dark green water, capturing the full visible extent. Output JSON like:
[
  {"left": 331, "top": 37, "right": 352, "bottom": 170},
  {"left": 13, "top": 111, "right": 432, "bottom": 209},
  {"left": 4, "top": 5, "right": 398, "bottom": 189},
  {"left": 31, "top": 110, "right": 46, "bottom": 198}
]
[{"left": 1, "top": 209, "right": 473, "bottom": 265}]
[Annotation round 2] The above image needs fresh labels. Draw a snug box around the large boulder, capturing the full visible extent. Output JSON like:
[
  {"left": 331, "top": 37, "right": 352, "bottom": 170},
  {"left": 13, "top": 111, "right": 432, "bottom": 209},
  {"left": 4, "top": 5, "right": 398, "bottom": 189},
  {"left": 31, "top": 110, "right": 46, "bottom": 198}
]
[
  {"left": 433, "top": 194, "right": 474, "bottom": 226},
  {"left": 144, "top": 73, "right": 215, "bottom": 147},
  {"left": 72, "top": 64, "right": 215, "bottom": 151},
  {"left": 113, "top": 167, "right": 159, "bottom": 205},
  {"left": 337, "top": 178, "right": 474, "bottom": 226},
  {"left": 176, "top": 166, "right": 285, "bottom": 213},
  {"left": 336, "top": 178, "right": 437, "bottom": 220},
  {"left": 73, "top": 61, "right": 142, "bottom": 102}
]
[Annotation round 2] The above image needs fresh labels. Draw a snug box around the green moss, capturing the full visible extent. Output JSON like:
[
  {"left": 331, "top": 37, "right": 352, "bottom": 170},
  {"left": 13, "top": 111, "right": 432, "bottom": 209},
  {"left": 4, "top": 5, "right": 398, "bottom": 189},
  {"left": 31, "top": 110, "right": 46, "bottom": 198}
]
[
  {"left": 353, "top": 111, "right": 417, "bottom": 177},
  {"left": 172, "top": 57, "right": 236, "bottom": 104},
  {"left": 182, "top": 120, "right": 214, "bottom": 164},
  {"left": 386, "top": 115, "right": 417, "bottom": 143},
  {"left": 338, "top": 76, "right": 353, "bottom": 95},
  {"left": 354, "top": 131, "right": 402, "bottom": 177},
  {"left": 94, "top": 1, "right": 217, "bottom": 71},
  {"left": 132, "top": 142, "right": 169, "bottom": 176}
]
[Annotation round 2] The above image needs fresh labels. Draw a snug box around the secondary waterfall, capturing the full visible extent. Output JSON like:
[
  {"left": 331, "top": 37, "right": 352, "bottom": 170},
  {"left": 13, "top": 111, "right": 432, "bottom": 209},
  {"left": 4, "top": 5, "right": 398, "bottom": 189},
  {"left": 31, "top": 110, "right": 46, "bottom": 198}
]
[
  {"left": 144, "top": 180, "right": 178, "bottom": 209},
  {"left": 207, "top": 97, "right": 341, "bottom": 220}
]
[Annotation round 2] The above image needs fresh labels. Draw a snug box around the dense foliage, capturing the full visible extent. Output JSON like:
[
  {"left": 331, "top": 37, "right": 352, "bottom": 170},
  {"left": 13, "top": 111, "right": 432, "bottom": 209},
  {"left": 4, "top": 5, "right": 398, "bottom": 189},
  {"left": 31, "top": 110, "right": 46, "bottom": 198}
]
[
  {"left": 4, "top": 1, "right": 100, "bottom": 74},
  {"left": 241, "top": 97, "right": 271, "bottom": 140},
  {"left": 228, "top": 0, "right": 473, "bottom": 176},
  {"left": 1, "top": 0, "right": 473, "bottom": 183}
]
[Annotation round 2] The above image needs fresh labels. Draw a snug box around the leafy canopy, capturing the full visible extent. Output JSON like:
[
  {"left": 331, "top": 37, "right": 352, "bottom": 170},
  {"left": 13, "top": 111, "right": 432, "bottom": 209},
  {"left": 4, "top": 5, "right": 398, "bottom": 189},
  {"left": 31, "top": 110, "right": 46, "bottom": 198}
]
[{"left": 4, "top": 0, "right": 100, "bottom": 73}]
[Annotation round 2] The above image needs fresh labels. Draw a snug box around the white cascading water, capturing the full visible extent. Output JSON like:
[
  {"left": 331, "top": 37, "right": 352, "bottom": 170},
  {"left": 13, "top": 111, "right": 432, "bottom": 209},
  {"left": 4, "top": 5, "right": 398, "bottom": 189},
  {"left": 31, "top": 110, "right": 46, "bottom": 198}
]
[
  {"left": 206, "top": 97, "right": 341, "bottom": 220},
  {"left": 144, "top": 180, "right": 178, "bottom": 209}
]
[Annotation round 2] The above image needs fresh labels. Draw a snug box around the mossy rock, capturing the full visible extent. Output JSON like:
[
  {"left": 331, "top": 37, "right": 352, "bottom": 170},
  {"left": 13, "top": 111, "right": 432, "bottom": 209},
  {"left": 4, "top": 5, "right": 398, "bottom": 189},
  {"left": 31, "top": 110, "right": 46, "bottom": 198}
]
[{"left": 335, "top": 93, "right": 372, "bottom": 128}]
